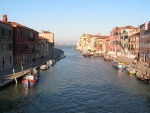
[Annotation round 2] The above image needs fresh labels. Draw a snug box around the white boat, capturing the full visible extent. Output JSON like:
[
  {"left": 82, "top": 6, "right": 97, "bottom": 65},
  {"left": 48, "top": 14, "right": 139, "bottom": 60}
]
[
  {"left": 118, "top": 62, "right": 126, "bottom": 70},
  {"left": 40, "top": 64, "right": 48, "bottom": 70},
  {"left": 49, "top": 60, "right": 53, "bottom": 66}
]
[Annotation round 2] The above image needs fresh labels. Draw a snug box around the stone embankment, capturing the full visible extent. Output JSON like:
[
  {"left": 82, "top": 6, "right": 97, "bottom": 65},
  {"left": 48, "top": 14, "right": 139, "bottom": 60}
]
[
  {"left": 0, "top": 48, "right": 64, "bottom": 89},
  {"left": 114, "top": 56, "right": 150, "bottom": 74}
]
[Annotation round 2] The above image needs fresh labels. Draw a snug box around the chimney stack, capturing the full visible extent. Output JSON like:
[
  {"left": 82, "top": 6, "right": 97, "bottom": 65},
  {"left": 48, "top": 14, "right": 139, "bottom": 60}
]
[{"left": 2, "top": 14, "right": 7, "bottom": 22}]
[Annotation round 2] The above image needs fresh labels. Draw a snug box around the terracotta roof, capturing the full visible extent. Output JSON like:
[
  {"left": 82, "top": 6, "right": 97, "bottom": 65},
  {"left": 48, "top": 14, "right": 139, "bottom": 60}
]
[
  {"left": 8, "top": 22, "right": 27, "bottom": 27},
  {"left": 8, "top": 21, "right": 38, "bottom": 32},
  {"left": 112, "top": 26, "right": 137, "bottom": 32}
]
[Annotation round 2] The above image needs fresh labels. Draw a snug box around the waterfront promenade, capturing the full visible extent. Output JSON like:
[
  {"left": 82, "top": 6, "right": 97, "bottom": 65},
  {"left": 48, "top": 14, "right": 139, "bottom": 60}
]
[
  {"left": 0, "top": 49, "right": 63, "bottom": 88},
  {"left": 114, "top": 56, "right": 150, "bottom": 74}
]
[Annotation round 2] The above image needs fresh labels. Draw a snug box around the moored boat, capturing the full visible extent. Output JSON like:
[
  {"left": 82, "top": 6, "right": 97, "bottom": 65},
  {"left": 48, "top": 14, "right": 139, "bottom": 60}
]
[
  {"left": 22, "top": 68, "right": 38, "bottom": 87},
  {"left": 40, "top": 64, "right": 49, "bottom": 70},
  {"left": 82, "top": 52, "right": 91, "bottom": 57},
  {"left": 49, "top": 60, "right": 53, "bottom": 66},
  {"left": 118, "top": 62, "right": 126, "bottom": 70},
  {"left": 126, "top": 67, "right": 136, "bottom": 75},
  {"left": 111, "top": 61, "right": 119, "bottom": 68},
  {"left": 104, "top": 55, "right": 110, "bottom": 61}
]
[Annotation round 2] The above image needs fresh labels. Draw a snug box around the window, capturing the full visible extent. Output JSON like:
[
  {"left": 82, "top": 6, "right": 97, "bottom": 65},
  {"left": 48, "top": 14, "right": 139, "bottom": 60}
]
[
  {"left": 124, "top": 35, "right": 128, "bottom": 39},
  {"left": 22, "top": 30, "right": 24, "bottom": 37},
  {"left": 17, "top": 29, "right": 20, "bottom": 37},
  {"left": 1, "top": 28, "right": 4, "bottom": 36},
  {"left": 115, "top": 32, "right": 118, "bottom": 35},
  {"left": 9, "top": 30, "right": 11, "bottom": 37}
]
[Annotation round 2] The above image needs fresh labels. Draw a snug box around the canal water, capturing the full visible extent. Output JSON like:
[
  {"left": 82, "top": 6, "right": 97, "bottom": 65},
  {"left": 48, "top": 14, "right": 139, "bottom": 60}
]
[{"left": 1, "top": 46, "right": 150, "bottom": 113}]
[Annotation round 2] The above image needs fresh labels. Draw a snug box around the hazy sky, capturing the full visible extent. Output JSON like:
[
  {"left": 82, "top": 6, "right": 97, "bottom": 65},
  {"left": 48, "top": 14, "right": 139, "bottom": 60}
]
[{"left": 0, "top": 0, "right": 150, "bottom": 45}]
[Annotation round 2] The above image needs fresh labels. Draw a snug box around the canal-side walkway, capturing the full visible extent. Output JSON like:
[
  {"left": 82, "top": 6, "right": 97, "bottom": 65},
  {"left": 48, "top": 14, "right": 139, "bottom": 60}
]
[
  {"left": 114, "top": 56, "right": 150, "bottom": 74},
  {"left": 0, "top": 49, "right": 63, "bottom": 88}
]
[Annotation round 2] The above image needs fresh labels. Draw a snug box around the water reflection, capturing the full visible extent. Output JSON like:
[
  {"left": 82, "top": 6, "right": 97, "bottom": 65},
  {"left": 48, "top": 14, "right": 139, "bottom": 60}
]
[
  {"left": 22, "top": 87, "right": 36, "bottom": 96},
  {"left": 117, "top": 69, "right": 124, "bottom": 76}
]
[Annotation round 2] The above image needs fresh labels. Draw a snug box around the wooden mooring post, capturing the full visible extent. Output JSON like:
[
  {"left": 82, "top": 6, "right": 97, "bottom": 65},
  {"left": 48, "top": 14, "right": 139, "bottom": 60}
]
[{"left": 13, "top": 69, "right": 18, "bottom": 84}]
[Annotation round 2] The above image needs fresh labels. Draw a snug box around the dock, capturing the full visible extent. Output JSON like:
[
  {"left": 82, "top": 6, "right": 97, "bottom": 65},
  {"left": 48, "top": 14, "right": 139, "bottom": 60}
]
[
  {"left": 0, "top": 49, "right": 65, "bottom": 89},
  {"left": 114, "top": 56, "right": 150, "bottom": 82}
]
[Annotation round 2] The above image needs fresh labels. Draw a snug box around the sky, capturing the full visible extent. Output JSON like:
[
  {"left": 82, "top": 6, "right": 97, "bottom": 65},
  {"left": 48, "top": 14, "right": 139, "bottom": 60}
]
[{"left": 0, "top": 0, "right": 150, "bottom": 45}]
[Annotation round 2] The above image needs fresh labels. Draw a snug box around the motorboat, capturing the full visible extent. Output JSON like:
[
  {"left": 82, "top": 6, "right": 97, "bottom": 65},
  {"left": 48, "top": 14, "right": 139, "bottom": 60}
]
[{"left": 22, "top": 68, "right": 38, "bottom": 87}]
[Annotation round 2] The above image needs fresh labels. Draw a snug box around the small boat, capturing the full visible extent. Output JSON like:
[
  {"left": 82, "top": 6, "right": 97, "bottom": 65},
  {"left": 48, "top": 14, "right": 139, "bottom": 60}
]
[
  {"left": 82, "top": 52, "right": 91, "bottom": 57},
  {"left": 49, "top": 60, "right": 53, "bottom": 66},
  {"left": 40, "top": 64, "right": 49, "bottom": 70},
  {"left": 22, "top": 68, "right": 38, "bottom": 87},
  {"left": 118, "top": 62, "right": 126, "bottom": 70},
  {"left": 126, "top": 67, "right": 136, "bottom": 75},
  {"left": 111, "top": 61, "right": 119, "bottom": 68},
  {"left": 104, "top": 55, "right": 110, "bottom": 61},
  {"left": 46, "top": 60, "right": 51, "bottom": 68}
]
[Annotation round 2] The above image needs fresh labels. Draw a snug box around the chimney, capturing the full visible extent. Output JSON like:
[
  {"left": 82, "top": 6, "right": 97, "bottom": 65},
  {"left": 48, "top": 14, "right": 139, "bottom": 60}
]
[{"left": 2, "top": 14, "right": 7, "bottom": 22}]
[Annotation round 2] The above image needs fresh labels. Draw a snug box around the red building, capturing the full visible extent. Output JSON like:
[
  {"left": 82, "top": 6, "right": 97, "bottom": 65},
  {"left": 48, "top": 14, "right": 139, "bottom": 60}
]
[
  {"left": 2, "top": 15, "right": 39, "bottom": 65},
  {"left": 109, "top": 27, "right": 121, "bottom": 55}
]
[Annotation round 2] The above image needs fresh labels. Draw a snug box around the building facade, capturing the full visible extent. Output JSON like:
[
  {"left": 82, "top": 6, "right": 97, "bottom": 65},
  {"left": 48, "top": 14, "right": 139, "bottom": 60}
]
[
  {"left": 128, "top": 27, "right": 140, "bottom": 58},
  {"left": 109, "top": 27, "right": 121, "bottom": 55},
  {"left": 120, "top": 26, "right": 137, "bottom": 56},
  {"left": 39, "top": 36, "right": 49, "bottom": 58},
  {"left": 0, "top": 15, "right": 13, "bottom": 69},
  {"left": 139, "top": 21, "right": 150, "bottom": 63},
  {"left": 76, "top": 33, "right": 109, "bottom": 54},
  {"left": 39, "top": 30, "right": 54, "bottom": 56},
  {"left": 8, "top": 19, "right": 39, "bottom": 65}
]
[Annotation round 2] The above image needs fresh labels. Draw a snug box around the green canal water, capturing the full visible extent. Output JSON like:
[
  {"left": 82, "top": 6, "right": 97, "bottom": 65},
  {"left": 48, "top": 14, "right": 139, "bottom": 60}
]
[{"left": 0, "top": 46, "right": 150, "bottom": 113}]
